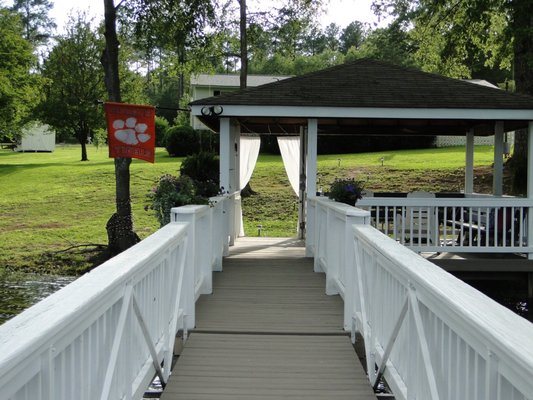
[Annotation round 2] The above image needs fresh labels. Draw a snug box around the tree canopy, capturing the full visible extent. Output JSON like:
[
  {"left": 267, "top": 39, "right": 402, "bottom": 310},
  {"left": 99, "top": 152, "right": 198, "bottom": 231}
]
[
  {"left": 371, "top": 0, "right": 512, "bottom": 80},
  {"left": 39, "top": 14, "right": 106, "bottom": 161},
  {"left": 0, "top": 8, "right": 41, "bottom": 141},
  {"left": 10, "top": 0, "right": 56, "bottom": 47}
]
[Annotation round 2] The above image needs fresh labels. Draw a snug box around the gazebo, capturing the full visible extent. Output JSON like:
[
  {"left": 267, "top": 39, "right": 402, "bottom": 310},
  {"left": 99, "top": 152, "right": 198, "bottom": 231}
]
[{"left": 190, "top": 59, "right": 533, "bottom": 257}]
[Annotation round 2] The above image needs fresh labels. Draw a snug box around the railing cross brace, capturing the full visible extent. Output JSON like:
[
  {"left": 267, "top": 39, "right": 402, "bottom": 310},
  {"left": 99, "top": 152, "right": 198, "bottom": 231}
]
[{"left": 372, "top": 296, "right": 408, "bottom": 391}]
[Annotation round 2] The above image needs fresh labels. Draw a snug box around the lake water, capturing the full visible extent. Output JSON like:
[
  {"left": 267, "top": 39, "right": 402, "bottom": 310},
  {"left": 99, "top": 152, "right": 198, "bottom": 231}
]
[{"left": 0, "top": 273, "right": 76, "bottom": 324}]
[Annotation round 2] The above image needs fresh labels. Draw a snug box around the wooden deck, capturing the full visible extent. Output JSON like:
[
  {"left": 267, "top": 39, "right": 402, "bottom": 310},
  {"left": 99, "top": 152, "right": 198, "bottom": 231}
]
[{"left": 160, "top": 237, "right": 377, "bottom": 400}]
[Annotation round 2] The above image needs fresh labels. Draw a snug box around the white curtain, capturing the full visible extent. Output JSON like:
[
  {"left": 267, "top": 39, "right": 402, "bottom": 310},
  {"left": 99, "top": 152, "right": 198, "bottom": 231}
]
[
  {"left": 240, "top": 136, "right": 261, "bottom": 188},
  {"left": 239, "top": 136, "right": 261, "bottom": 236},
  {"left": 277, "top": 136, "right": 300, "bottom": 196}
]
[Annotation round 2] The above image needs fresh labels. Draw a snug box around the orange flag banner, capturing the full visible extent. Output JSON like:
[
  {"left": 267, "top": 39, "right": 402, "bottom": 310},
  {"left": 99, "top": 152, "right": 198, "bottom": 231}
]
[{"left": 104, "top": 102, "right": 156, "bottom": 163}]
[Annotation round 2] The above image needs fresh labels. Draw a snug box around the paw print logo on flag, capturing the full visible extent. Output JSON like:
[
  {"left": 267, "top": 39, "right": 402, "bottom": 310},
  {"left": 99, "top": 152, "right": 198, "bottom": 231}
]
[
  {"left": 104, "top": 102, "right": 156, "bottom": 163},
  {"left": 113, "top": 117, "right": 151, "bottom": 145}
]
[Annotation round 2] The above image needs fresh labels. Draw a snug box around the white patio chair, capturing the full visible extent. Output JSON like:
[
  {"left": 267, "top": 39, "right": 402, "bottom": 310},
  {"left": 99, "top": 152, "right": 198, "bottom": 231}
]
[
  {"left": 397, "top": 191, "right": 436, "bottom": 245},
  {"left": 359, "top": 190, "right": 380, "bottom": 230}
]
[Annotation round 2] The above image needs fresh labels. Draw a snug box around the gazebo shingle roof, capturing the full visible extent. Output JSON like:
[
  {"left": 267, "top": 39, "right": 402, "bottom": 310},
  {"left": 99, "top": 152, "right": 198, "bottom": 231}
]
[{"left": 191, "top": 58, "right": 533, "bottom": 110}]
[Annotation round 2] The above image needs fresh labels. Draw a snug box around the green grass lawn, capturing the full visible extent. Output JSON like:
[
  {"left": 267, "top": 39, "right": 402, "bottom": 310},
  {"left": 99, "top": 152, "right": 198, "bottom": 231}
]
[
  {"left": 0, "top": 144, "right": 496, "bottom": 274},
  {"left": 0, "top": 145, "right": 183, "bottom": 274}
]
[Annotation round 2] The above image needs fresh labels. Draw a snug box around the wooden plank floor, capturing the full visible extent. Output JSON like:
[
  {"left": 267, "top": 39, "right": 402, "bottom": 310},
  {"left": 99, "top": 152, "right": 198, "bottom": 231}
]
[{"left": 161, "top": 237, "right": 377, "bottom": 400}]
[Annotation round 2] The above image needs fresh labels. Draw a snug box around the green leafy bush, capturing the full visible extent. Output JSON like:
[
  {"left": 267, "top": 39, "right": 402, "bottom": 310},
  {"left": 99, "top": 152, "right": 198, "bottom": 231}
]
[
  {"left": 199, "top": 130, "right": 219, "bottom": 153},
  {"left": 180, "top": 152, "right": 220, "bottom": 198},
  {"left": 328, "top": 178, "right": 364, "bottom": 205},
  {"left": 92, "top": 128, "right": 108, "bottom": 149},
  {"left": 164, "top": 125, "right": 200, "bottom": 156},
  {"left": 180, "top": 151, "right": 219, "bottom": 182},
  {"left": 145, "top": 174, "right": 207, "bottom": 226},
  {"left": 155, "top": 116, "right": 169, "bottom": 147}
]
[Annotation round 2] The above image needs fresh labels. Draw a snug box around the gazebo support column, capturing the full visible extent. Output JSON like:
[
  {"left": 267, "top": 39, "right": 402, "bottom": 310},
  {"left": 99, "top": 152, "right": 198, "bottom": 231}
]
[
  {"left": 527, "top": 121, "right": 533, "bottom": 260},
  {"left": 465, "top": 129, "right": 474, "bottom": 194},
  {"left": 307, "top": 119, "right": 318, "bottom": 199},
  {"left": 493, "top": 121, "right": 504, "bottom": 196},
  {"left": 305, "top": 119, "right": 318, "bottom": 255},
  {"left": 220, "top": 117, "right": 240, "bottom": 243}
]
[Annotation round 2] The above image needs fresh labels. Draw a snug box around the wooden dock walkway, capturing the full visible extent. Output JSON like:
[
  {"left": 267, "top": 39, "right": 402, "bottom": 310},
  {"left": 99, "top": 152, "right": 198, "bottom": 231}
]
[{"left": 160, "top": 237, "right": 377, "bottom": 400}]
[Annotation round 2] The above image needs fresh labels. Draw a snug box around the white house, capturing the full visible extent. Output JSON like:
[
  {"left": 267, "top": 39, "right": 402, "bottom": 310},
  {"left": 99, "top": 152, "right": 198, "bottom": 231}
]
[{"left": 190, "top": 74, "right": 292, "bottom": 130}]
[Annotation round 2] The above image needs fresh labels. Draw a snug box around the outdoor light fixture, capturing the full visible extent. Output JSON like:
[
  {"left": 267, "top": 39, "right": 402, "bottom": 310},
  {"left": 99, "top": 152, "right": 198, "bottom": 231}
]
[{"left": 201, "top": 105, "right": 224, "bottom": 116}]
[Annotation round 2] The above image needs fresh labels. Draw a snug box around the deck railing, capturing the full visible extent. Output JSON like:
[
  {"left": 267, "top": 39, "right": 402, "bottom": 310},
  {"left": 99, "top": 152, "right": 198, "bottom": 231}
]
[
  {"left": 308, "top": 196, "right": 533, "bottom": 400},
  {"left": 0, "top": 194, "right": 234, "bottom": 400},
  {"left": 357, "top": 196, "right": 533, "bottom": 255}
]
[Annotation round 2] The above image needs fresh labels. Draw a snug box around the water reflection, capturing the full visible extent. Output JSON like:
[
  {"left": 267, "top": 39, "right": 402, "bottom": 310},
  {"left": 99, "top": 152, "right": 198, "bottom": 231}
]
[
  {"left": 468, "top": 279, "right": 530, "bottom": 320},
  {"left": 0, "top": 274, "right": 76, "bottom": 324}
]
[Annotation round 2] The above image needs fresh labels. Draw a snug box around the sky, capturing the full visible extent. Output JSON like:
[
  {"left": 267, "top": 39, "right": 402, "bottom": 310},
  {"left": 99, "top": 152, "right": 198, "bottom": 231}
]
[{"left": 45, "top": 0, "right": 388, "bottom": 34}]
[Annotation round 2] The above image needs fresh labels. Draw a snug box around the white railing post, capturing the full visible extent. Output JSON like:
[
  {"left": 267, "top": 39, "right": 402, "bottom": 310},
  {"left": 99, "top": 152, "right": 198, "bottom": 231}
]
[
  {"left": 222, "top": 197, "right": 231, "bottom": 256},
  {"left": 343, "top": 208, "right": 371, "bottom": 331},
  {"left": 325, "top": 207, "right": 338, "bottom": 295},
  {"left": 527, "top": 121, "right": 533, "bottom": 259},
  {"left": 172, "top": 205, "right": 213, "bottom": 299},
  {"left": 225, "top": 192, "right": 240, "bottom": 246},
  {"left": 306, "top": 197, "right": 316, "bottom": 257},
  {"left": 234, "top": 193, "right": 242, "bottom": 240},
  {"left": 210, "top": 196, "right": 225, "bottom": 271},
  {"left": 312, "top": 198, "right": 323, "bottom": 271}
]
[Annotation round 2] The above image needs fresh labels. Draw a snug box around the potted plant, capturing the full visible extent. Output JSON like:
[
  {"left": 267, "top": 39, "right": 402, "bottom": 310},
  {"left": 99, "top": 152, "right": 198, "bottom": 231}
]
[
  {"left": 328, "top": 178, "right": 364, "bottom": 206},
  {"left": 145, "top": 174, "right": 208, "bottom": 226}
]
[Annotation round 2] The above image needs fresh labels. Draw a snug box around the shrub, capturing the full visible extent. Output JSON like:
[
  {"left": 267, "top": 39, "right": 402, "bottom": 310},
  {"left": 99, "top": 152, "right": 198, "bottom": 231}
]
[
  {"left": 155, "top": 116, "right": 169, "bottom": 147},
  {"left": 328, "top": 178, "right": 364, "bottom": 205},
  {"left": 180, "top": 151, "right": 219, "bottom": 182},
  {"left": 180, "top": 152, "right": 220, "bottom": 197},
  {"left": 164, "top": 125, "right": 200, "bottom": 156},
  {"left": 145, "top": 174, "right": 207, "bottom": 226},
  {"left": 92, "top": 128, "right": 108, "bottom": 149},
  {"left": 199, "top": 130, "right": 219, "bottom": 153}
]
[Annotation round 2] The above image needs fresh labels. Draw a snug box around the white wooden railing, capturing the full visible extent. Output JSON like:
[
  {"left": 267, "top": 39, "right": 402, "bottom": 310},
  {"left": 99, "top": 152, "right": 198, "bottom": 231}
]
[
  {"left": 357, "top": 196, "right": 533, "bottom": 255},
  {"left": 308, "top": 197, "right": 533, "bottom": 400},
  {"left": 0, "top": 194, "right": 235, "bottom": 400}
]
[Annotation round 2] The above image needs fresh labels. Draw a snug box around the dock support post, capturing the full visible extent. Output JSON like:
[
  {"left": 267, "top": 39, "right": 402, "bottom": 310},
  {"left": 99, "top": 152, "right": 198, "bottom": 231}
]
[
  {"left": 465, "top": 129, "right": 474, "bottom": 194},
  {"left": 527, "top": 121, "right": 533, "bottom": 260},
  {"left": 528, "top": 272, "right": 533, "bottom": 322},
  {"left": 493, "top": 121, "right": 504, "bottom": 196}
]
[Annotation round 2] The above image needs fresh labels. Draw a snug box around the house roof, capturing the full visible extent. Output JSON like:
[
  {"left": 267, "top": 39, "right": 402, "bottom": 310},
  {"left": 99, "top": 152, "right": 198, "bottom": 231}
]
[{"left": 190, "top": 59, "right": 533, "bottom": 135}]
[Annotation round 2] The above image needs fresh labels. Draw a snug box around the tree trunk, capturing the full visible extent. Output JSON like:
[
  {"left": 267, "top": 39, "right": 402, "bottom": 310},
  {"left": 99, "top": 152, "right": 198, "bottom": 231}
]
[
  {"left": 79, "top": 126, "right": 89, "bottom": 161},
  {"left": 178, "top": 44, "right": 185, "bottom": 105},
  {"left": 510, "top": 0, "right": 533, "bottom": 194},
  {"left": 101, "top": 0, "right": 139, "bottom": 255},
  {"left": 102, "top": 0, "right": 121, "bottom": 104},
  {"left": 239, "top": 0, "right": 247, "bottom": 90},
  {"left": 80, "top": 139, "right": 88, "bottom": 161}
]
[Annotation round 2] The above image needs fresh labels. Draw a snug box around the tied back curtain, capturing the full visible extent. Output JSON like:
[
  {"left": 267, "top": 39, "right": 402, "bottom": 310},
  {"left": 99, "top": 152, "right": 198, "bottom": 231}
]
[
  {"left": 240, "top": 136, "right": 261, "bottom": 189},
  {"left": 277, "top": 136, "right": 300, "bottom": 196},
  {"left": 239, "top": 136, "right": 261, "bottom": 236}
]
